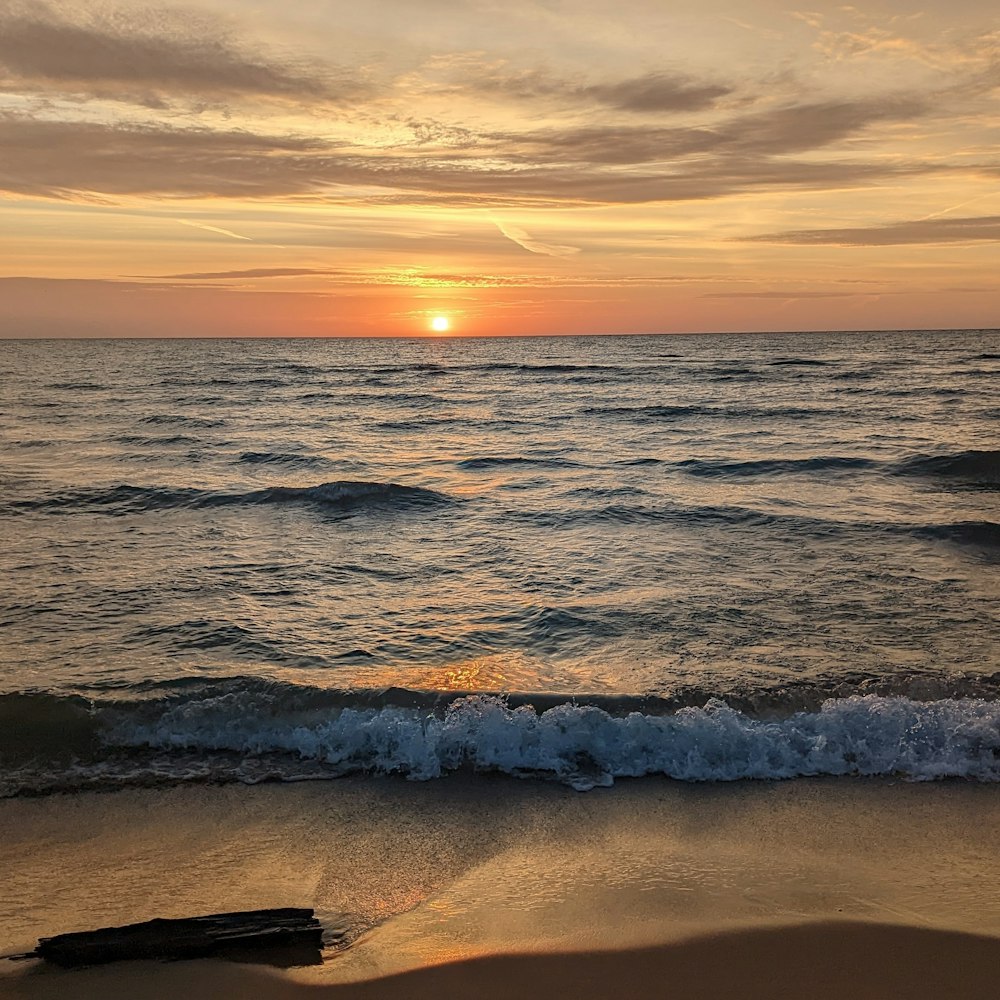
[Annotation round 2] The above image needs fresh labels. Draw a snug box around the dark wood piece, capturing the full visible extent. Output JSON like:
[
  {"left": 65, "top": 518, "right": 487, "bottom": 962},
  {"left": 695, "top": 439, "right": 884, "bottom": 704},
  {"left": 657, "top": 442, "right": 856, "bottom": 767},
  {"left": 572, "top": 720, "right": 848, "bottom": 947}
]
[{"left": 26, "top": 908, "right": 324, "bottom": 968}]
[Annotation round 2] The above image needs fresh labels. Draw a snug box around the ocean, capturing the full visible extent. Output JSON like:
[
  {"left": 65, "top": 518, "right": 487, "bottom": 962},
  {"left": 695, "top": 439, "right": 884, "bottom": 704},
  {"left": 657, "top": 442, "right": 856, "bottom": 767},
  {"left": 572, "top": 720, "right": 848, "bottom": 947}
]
[{"left": 2, "top": 329, "right": 998, "bottom": 796}]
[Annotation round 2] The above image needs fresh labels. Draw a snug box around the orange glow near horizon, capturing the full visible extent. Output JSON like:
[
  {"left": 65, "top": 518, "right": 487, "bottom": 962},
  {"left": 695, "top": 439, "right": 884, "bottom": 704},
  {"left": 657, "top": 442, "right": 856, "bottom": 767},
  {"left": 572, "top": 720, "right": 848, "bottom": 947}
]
[{"left": 1, "top": 2, "right": 999, "bottom": 337}]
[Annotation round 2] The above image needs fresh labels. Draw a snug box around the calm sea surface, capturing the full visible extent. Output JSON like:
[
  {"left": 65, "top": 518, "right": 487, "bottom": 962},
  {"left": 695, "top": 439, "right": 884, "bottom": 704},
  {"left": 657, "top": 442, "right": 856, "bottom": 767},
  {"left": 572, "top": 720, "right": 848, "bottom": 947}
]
[{"left": 1, "top": 331, "right": 998, "bottom": 792}]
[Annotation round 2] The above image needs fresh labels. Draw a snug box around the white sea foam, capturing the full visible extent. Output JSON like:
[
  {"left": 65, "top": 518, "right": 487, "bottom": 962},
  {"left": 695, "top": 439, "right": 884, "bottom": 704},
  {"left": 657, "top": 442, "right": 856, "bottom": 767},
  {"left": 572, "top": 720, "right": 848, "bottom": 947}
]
[{"left": 111, "top": 694, "right": 1000, "bottom": 791}]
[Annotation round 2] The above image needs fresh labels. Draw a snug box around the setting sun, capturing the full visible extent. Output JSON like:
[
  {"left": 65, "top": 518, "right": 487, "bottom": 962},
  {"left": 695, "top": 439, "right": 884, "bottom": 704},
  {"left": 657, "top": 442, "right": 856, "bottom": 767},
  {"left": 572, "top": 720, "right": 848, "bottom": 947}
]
[{"left": 430, "top": 316, "right": 450, "bottom": 333}]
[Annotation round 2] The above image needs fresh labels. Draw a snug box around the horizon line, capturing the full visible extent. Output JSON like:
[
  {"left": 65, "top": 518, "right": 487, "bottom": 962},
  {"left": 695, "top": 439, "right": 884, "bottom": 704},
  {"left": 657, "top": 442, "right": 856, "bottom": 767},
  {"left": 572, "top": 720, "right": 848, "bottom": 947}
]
[{"left": 2, "top": 327, "right": 997, "bottom": 343}]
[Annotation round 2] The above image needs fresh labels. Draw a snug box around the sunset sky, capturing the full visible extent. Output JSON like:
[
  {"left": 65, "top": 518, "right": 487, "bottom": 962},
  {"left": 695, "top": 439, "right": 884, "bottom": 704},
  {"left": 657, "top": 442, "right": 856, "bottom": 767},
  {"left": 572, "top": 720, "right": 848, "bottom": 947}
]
[{"left": 1, "top": 0, "right": 998, "bottom": 337}]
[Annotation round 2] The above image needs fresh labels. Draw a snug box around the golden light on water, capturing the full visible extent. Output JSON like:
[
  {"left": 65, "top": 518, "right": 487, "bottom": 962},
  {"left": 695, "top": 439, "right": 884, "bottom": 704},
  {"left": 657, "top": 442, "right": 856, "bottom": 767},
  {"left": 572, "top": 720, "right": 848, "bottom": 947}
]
[{"left": 431, "top": 316, "right": 450, "bottom": 333}]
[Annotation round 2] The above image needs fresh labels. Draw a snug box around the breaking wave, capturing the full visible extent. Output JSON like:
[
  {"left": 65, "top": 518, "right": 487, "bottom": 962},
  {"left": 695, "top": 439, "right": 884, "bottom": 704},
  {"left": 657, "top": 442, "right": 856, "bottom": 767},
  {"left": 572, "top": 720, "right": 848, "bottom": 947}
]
[{"left": 3, "top": 682, "right": 1000, "bottom": 795}]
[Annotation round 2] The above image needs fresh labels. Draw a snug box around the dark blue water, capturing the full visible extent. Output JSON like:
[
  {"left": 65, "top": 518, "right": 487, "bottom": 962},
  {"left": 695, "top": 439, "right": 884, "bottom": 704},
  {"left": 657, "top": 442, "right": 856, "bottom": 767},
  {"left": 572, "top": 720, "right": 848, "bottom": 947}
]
[{"left": 1, "top": 330, "right": 998, "bottom": 792}]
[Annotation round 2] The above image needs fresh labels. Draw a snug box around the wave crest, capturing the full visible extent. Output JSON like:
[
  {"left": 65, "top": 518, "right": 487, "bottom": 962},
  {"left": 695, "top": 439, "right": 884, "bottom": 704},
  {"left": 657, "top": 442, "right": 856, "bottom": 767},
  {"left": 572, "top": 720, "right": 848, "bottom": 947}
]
[
  {"left": 894, "top": 450, "right": 1000, "bottom": 487},
  {"left": 4, "top": 685, "right": 1000, "bottom": 795},
  {"left": 237, "top": 452, "right": 329, "bottom": 469},
  {"left": 7, "top": 480, "right": 452, "bottom": 516},
  {"left": 110, "top": 693, "right": 1000, "bottom": 790},
  {"left": 676, "top": 456, "right": 877, "bottom": 478},
  {"left": 457, "top": 456, "right": 580, "bottom": 470}
]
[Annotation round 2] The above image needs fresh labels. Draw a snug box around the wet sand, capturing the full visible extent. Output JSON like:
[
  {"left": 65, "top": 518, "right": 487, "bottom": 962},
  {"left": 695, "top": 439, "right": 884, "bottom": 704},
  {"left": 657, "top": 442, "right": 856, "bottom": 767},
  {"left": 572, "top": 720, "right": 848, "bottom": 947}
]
[
  {"left": 2, "top": 776, "right": 999, "bottom": 998},
  {"left": 5, "top": 921, "right": 1000, "bottom": 1000}
]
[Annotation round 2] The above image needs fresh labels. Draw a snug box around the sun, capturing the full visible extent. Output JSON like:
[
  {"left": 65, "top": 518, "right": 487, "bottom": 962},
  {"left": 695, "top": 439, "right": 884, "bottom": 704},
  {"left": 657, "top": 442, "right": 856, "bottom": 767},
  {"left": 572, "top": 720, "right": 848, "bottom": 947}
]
[{"left": 430, "top": 315, "right": 450, "bottom": 333}]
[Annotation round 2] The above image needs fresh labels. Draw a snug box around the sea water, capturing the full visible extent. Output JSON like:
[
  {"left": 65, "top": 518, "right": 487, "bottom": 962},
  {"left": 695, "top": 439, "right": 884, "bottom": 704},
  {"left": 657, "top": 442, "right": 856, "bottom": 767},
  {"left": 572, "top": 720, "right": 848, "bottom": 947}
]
[{"left": 1, "top": 330, "right": 998, "bottom": 793}]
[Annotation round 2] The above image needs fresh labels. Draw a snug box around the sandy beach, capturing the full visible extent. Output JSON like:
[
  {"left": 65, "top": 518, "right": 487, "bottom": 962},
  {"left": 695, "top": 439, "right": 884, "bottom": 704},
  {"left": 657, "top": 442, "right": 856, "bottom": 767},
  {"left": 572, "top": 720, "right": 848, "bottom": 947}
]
[
  {"left": 2, "top": 776, "right": 999, "bottom": 999},
  {"left": 6, "top": 921, "right": 1000, "bottom": 1000}
]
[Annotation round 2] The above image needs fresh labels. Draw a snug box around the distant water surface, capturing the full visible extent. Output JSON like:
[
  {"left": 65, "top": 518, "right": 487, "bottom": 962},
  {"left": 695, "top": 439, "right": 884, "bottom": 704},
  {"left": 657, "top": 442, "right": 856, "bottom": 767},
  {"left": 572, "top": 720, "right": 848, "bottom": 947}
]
[{"left": 1, "top": 331, "right": 998, "bottom": 792}]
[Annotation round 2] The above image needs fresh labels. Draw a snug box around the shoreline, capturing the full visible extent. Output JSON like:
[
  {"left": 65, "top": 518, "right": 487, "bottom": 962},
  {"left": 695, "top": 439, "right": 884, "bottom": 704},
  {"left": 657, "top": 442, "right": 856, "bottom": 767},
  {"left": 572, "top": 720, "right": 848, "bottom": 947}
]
[
  {"left": 3, "top": 775, "right": 1000, "bottom": 997},
  {"left": 6, "top": 921, "right": 999, "bottom": 1000}
]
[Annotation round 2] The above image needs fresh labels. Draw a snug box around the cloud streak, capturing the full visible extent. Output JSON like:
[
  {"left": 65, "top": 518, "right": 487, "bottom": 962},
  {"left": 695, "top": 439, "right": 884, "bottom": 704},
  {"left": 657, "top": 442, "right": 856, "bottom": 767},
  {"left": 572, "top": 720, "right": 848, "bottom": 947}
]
[
  {"left": 581, "top": 73, "right": 733, "bottom": 113},
  {"left": 140, "top": 267, "right": 341, "bottom": 280},
  {"left": 0, "top": 2, "right": 361, "bottom": 103},
  {"left": 133, "top": 268, "right": 725, "bottom": 288},
  {"left": 0, "top": 92, "right": 954, "bottom": 208},
  {"left": 177, "top": 220, "right": 253, "bottom": 241},
  {"left": 450, "top": 63, "right": 733, "bottom": 113},
  {"left": 494, "top": 221, "right": 580, "bottom": 256},
  {"left": 701, "top": 290, "right": 878, "bottom": 299},
  {"left": 740, "top": 216, "right": 1000, "bottom": 246}
]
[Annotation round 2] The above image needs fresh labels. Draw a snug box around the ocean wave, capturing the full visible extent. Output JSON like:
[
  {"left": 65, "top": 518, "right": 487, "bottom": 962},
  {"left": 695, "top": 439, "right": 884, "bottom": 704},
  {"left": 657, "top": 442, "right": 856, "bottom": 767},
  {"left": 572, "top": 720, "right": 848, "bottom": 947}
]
[
  {"left": 138, "top": 415, "right": 226, "bottom": 428},
  {"left": 206, "top": 377, "right": 292, "bottom": 389},
  {"left": 0, "top": 691, "right": 101, "bottom": 765},
  {"left": 237, "top": 451, "right": 330, "bottom": 469},
  {"left": 294, "top": 391, "right": 339, "bottom": 402},
  {"left": 583, "top": 404, "right": 715, "bottom": 419},
  {"left": 893, "top": 449, "right": 1000, "bottom": 487},
  {"left": 329, "top": 391, "right": 448, "bottom": 406},
  {"left": 458, "top": 456, "right": 582, "bottom": 470},
  {"left": 506, "top": 502, "right": 999, "bottom": 556},
  {"left": 377, "top": 362, "right": 448, "bottom": 374},
  {"left": 249, "top": 481, "right": 452, "bottom": 511},
  {"left": 583, "top": 404, "right": 832, "bottom": 422},
  {"left": 675, "top": 456, "right": 878, "bottom": 478},
  {"left": 505, "top": 502, "right": 825, "bottom": 532},
  {"left": 705, "top": 367, "right": 760, "bottom": 381},
  {"left": 3, "top": 684, "right": 1000, "bottom": 795},
  {"left": 373, "top": 416, "right": 464, "bottom": 431},
  {"left": 119, "top": 694, "right": 1000, "bottom": 789},
  {"left": 910, "top": 521, "right": 1000, "bottom": 552},
  {"left": 7, "top": 480, "right": 453, "bottom": 516},
  {"left": 768, "top": 358, "right": 834, "bottom": 367},
  {"left": 113, "top": 434, "right": 202, "bottom": 446},
  {"left": 470, "top": 363, "right": 620, "bottom": 374},
  {"left": 126, "top": 620, "right": 338, "bottom": 666}
]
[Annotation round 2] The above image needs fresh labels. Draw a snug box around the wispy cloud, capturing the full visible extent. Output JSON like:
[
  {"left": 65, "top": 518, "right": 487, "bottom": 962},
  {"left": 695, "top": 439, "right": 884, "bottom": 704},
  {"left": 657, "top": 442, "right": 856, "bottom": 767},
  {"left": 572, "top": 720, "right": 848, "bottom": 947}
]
[
  {"left": 580, "top": 72, "right": 732, "bottom": 113},
  {"left": 0, "top": 91, "right": 951, "bottom": 208},
  {"left": 918, "top": 196, "right": 998, "bottom": 221},
  {"left": 453, "top": 65, "right": 732, "bottom": 113},
  {"left": 0, "top": 2, "right": 363, "bottom": 104},
  {"left": 176, "top": 220, "right": 253, "bottom": 241},
  {"left": 139, "top": 267, "right": 340, "bottom": 280},
  {"left": 739, "top": 216, "right": 1000, "bottom": 246},
  {"left": 494, "top": 221, "right": 580, "bottom": 256},
  {"left": 701, "top": 290, "right": 878, "bottom": 299},
  {"left": 790, "top": 6, "right": 983, "bottom": 72},
  {"left": 132, "top": 268, "right": 727, "bottom": 289}
]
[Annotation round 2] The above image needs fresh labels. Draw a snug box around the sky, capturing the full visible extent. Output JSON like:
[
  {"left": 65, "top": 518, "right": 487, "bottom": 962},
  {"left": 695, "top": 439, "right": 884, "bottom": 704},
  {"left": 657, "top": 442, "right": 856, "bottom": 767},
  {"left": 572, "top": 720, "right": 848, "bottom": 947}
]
[{"left": 1, "top": 0, "right": 998, "bottom": 337}]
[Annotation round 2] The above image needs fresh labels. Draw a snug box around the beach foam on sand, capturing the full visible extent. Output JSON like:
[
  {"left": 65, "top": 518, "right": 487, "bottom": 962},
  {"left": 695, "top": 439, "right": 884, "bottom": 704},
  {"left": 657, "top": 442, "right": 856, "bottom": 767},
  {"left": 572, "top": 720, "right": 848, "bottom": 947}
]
[{"left": 2, "top": 776, "right": 999, "bottom": 998}]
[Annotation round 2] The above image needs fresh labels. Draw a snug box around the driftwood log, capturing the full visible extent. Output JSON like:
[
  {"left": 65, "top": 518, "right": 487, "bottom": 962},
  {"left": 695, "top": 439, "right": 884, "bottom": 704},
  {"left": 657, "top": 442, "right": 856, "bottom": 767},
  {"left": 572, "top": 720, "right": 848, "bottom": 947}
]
[{"left": 24, "top": 908, "right": 324, "bottom": 968}]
